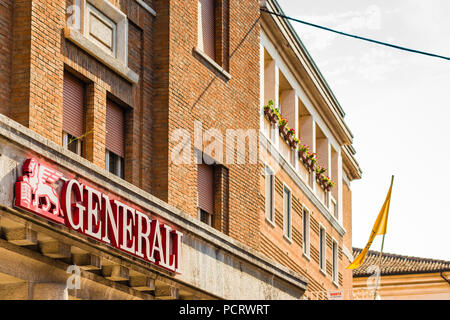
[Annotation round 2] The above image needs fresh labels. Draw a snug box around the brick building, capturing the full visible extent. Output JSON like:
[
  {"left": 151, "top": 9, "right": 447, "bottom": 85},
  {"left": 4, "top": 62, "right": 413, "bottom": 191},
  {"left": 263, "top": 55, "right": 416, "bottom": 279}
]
[{"left": 0, "top": 0, "right": 360, "bottom": 299}]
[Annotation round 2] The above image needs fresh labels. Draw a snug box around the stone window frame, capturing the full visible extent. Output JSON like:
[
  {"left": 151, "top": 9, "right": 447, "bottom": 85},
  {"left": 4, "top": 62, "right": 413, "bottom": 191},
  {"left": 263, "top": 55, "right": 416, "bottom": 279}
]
[
  {"left": 74, "top": 0, "right": 127, "bottom": 64},
  {"left": 282, "top": 182, "right": 293, "bottom": 243},
  {"left": 331, "top": 237, "right": 339, "bottom": 287},
  {"left": 302, "top": 205, "right": 311, "bottom": 260},
  {"left": 264, "top": 164, "right": 276, "bottom": 227},
  {"left": 319, "top": 223, "right": 327, "bottom": 275}
]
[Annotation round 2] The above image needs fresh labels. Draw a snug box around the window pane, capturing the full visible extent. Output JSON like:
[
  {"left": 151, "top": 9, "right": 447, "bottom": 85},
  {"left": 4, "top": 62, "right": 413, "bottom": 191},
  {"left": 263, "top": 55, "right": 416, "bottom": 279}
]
[
  {"left": 65, "top": 133, "right": 82, "bottom": 156},
  {"left": 107, "top": 150, "right": 124, "bottom": 178},
  {"left": 319, "top": 228, "right": 324, "bottom": 269},
  {"left": 109, "top": 151, "right": 117, "bottom": 175},
  {"left": 283, "top": 186, "right": 291, "bottom": 238},
  {"left": 198, "top": 0, "right": 216, "bottom": 60},
  {"left": 200, "top": 209, "right": 211, "bottom": 225},
  {"left": 332, "top": 242, "right": 337, "bottom": 281},
  {"left": 265, "top": 167, "right": 274, "bottom": 222},
  {"left": 303, "top": 209, "right": 309, "bottom": 255}
]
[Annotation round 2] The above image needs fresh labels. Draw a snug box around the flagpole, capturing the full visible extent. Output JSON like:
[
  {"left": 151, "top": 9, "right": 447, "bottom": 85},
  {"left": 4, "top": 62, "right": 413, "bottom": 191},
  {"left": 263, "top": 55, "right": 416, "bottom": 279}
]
[
  {"left": 373, "top": 175, "right": 394, "bottom": 300},
  {"left": 373, "top": 233, "right": 385, "bottom": 299}
]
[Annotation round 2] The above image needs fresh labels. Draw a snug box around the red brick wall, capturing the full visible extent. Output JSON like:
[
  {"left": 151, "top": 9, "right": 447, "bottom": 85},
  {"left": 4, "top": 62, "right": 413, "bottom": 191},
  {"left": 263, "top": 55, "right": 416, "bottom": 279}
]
[
  {"left": 0, "top": 0, "right": 12, "bottom": 117},
  {"left": 150, "top": 0, "right": 262, "bottom": 249},
  {"left": 342, "top": 176, "right": 353, "bottom": 293},
  {"left": 259, "top": 146, "right": 352, "bottom": 297},
  {"left": 5, "top": 0, "right": 155, "bottom": 193}
]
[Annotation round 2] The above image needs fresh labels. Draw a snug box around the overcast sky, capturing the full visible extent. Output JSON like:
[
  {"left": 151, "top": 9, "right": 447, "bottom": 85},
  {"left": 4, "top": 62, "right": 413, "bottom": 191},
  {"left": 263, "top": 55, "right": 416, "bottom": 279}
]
[{"left": 276, "top": 0, "right": 450, "bottom": 260}]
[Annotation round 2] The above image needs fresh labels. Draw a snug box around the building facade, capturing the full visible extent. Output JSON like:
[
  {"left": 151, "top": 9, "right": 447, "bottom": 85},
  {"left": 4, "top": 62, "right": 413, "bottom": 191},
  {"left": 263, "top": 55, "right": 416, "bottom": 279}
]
[
  {"left": 0, "top": 0, "right": 360, "bottom": 300},
  {"left": 353, "top": 248, "right": 450, "bottom": 300}
]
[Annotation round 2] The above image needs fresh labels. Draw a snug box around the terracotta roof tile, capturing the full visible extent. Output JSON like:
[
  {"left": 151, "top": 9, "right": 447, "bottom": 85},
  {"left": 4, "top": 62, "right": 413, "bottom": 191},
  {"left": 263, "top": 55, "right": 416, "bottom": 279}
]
[{"left": 352, "top": 248, "right": 450, "bottom": 277}]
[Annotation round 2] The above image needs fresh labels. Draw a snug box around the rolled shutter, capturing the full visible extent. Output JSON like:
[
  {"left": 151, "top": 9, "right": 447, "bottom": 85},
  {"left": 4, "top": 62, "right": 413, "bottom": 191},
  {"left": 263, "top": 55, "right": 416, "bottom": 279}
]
[
  {"left": 198, "top": 0, "right": 215, "bottom": 60},
  {"left": 106, "top": 99, "right": 125, "bottom": 158},
  {"left": 198, "top": 164, "right": 214, "bottom": 214},
  {"left": 63, "top": 72, "right": 85, "bottom": 138}
]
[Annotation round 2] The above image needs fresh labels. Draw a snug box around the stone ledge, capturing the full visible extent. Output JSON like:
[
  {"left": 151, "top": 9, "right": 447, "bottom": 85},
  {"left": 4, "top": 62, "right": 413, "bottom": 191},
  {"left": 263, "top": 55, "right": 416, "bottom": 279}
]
[
  {"left": 64, "top": 27, "right": 139, "bottom": 84},
  {"left": 135, "top": 0, "right": 156, "bottom": 16},
  {"left": 194, "top": 47, "right": 232, "bottom": 81}
]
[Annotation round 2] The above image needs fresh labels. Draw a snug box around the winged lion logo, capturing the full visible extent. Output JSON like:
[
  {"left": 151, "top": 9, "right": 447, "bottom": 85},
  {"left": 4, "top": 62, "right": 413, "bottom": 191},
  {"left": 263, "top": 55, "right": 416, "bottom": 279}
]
[{"left": 15, "top": 158, "right": 64, "bottom": 223}]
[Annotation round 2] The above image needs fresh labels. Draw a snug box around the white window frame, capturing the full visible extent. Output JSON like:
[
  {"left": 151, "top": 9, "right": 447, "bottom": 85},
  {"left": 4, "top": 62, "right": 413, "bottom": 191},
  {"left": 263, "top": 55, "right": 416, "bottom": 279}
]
[
  {"left": 63, "top": 131, "right": 82, "bottom": 156},
  {"left": 330, "top": 196, "right": 338, "bottom": 220},
  {"left": 282, "top": 183, "right": 292, "bottom": 242},
  {"left": 332, "top": 237, "right": 339, "bottom": 287},
  {"left": 319, "top": 223, "right": 326, "bottom": 275},
  {"left": 302, "top": 206, "right": 311, "bottom": 259},
  {"left": 265, "top": 164, "right": 275, "bottom": 226}
]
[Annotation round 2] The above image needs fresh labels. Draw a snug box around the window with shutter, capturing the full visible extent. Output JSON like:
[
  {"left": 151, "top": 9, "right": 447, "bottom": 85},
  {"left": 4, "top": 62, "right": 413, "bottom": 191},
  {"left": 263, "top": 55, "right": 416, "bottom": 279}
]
[
  {"left": 198, "top": 0, "right": 216, "bottom": 61},
  {"left": 63, "top": 72, "right": 85, "bottom": 156},
  {"left": 198, "top": 163, "right": 214, "bottom": 226},
  {"left": 302, "top": 207, "right": 310, "bottom": 258},
  {"left": 265, "top": 166, "right": 275, "bottom": 223},
  {"left": 332, "top": 240, "right": 338, "bottom": 284},
  {"left": 105, "top": 99, "right": 125, "bottom": 178},
  {"left": 319, "top": 226, "right": 326, "bottom": 272},
  {"left": 283, "top": 185, "right": 292, "bottom": 240}
]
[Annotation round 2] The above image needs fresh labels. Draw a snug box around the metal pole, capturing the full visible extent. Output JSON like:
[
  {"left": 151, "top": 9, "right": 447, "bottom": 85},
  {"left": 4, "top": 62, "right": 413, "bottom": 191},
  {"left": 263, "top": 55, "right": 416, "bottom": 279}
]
[{"left": 373, "top": 233, "right": 385, "bottom": 299}]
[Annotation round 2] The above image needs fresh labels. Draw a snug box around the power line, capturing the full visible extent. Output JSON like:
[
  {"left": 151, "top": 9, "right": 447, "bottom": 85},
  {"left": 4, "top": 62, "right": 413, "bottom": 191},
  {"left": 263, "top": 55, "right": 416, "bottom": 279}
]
[{"left": 261, "top": 8, "right": 450, "bottom": 61}]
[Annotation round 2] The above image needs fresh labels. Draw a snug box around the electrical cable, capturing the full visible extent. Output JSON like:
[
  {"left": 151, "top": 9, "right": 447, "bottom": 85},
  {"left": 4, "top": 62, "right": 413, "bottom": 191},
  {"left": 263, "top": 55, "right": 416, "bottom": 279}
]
[{"left": 261, "top": 8, "right": 450, "bottom": 61}]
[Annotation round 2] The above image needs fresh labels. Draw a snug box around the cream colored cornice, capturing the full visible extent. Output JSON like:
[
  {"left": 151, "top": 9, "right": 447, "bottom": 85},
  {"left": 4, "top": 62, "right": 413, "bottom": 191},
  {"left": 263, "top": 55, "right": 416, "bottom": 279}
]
[{"left": 342, "top": 145, "right": 362, "bottom": 181}]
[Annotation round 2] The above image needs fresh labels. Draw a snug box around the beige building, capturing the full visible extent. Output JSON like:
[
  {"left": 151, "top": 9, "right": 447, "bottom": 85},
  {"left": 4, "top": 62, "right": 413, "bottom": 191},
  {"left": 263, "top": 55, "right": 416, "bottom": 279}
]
[{"left": 353, "top": 248, "right": 450, "bottom": 300}]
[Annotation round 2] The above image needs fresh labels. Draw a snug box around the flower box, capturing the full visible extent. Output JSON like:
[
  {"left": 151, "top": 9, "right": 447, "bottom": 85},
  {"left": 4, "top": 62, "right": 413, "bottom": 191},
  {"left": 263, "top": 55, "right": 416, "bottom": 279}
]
[
  {"left": 278, "top": 125, "right": 297, "bottom": 149},
  {"left": 278, "top": 124, "right": 288, "bottom": 137},
  {"left": 316, "top": 173, "right": 334, "bottom": 192},
  {"left": 264, "top": 107, "right": 278, "bottom": 125}
]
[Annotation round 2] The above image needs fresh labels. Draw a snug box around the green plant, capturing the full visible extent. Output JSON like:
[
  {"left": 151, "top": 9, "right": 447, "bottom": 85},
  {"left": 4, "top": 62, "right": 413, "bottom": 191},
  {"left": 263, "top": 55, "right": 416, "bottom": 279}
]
[
  {"left": 264, "top": 100, "right": 281, "bottom": 122},
  {"left": 298, "top": 144, "right": 308, "bottom": 153},
  {"left": 278, "top": 118, "right": 288, "bottom": 127},
  {"left": 316, "top": 164, "right": 327, "bottom": 175},
  {"left": 322, "top": 175, "right": 335, "bottom": 188}
]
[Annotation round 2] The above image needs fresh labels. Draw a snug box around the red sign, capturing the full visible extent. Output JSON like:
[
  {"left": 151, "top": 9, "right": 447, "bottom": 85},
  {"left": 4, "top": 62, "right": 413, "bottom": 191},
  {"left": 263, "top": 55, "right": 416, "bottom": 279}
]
[{"left": 14, "top": 158, "right": 182, "bottom": 274}]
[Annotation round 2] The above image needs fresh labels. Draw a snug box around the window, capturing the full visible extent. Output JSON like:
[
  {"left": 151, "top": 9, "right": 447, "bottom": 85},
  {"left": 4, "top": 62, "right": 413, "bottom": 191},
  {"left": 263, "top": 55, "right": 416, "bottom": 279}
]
[
  {"left": 198, "top": 163, "right": 214, "bottom": 226},
  {"left": 105, "top": 99, "right": 125, "bottom": 178},
  {"left": 198, "top": 0, "right": 216, "bottom": 61},
  {"left": 62, "top": 72, "right": 85, "bottom": 157},
  {"left": 283, "top": 185, "right": 292, "bottom": 240},
  {"left": 330, "top": 197, "right": 338, "bottom": 220},
  {"left": 302, "top": 207, "right": 310, "bottom": 257},
  {"left": 106, "top": 150, "right": 124, "bottom": 178},
  {"left": 63, "top": 133, "right": 83, "bottom": 156},
  {"left": 319, "top": 225, "right": 326, "bottom": 272},
  {"left": 332, "top": 240, "right": 338, "bottom": 285},
  {"left": 265, "top": 166, "right": 275, "bottom": 224}
]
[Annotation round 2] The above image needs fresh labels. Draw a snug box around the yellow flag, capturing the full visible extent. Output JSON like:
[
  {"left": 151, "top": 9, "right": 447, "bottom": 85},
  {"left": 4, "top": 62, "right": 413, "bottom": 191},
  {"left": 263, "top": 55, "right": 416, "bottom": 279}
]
[{"left": 346, "top": 176, "right": 394, "bottom": 270}]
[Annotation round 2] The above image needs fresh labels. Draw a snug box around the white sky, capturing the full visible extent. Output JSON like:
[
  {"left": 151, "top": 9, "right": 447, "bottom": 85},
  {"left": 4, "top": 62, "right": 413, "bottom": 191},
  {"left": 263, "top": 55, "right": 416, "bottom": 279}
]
[{"left": 276, "top": 0, "right": 450, "bottom": 260}]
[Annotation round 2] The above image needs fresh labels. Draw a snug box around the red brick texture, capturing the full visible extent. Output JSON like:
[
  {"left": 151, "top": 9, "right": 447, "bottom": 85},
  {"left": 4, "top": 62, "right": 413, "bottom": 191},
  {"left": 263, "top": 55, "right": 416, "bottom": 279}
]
[
  {"left": 151, "top": 0, "right": 262, "bottom": 249},
  {"left": 2, "top": 0, "right": 155, "bottom": 193},
  {"left": 0, "top": 0, "right": 12, "bottom": 117}
]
